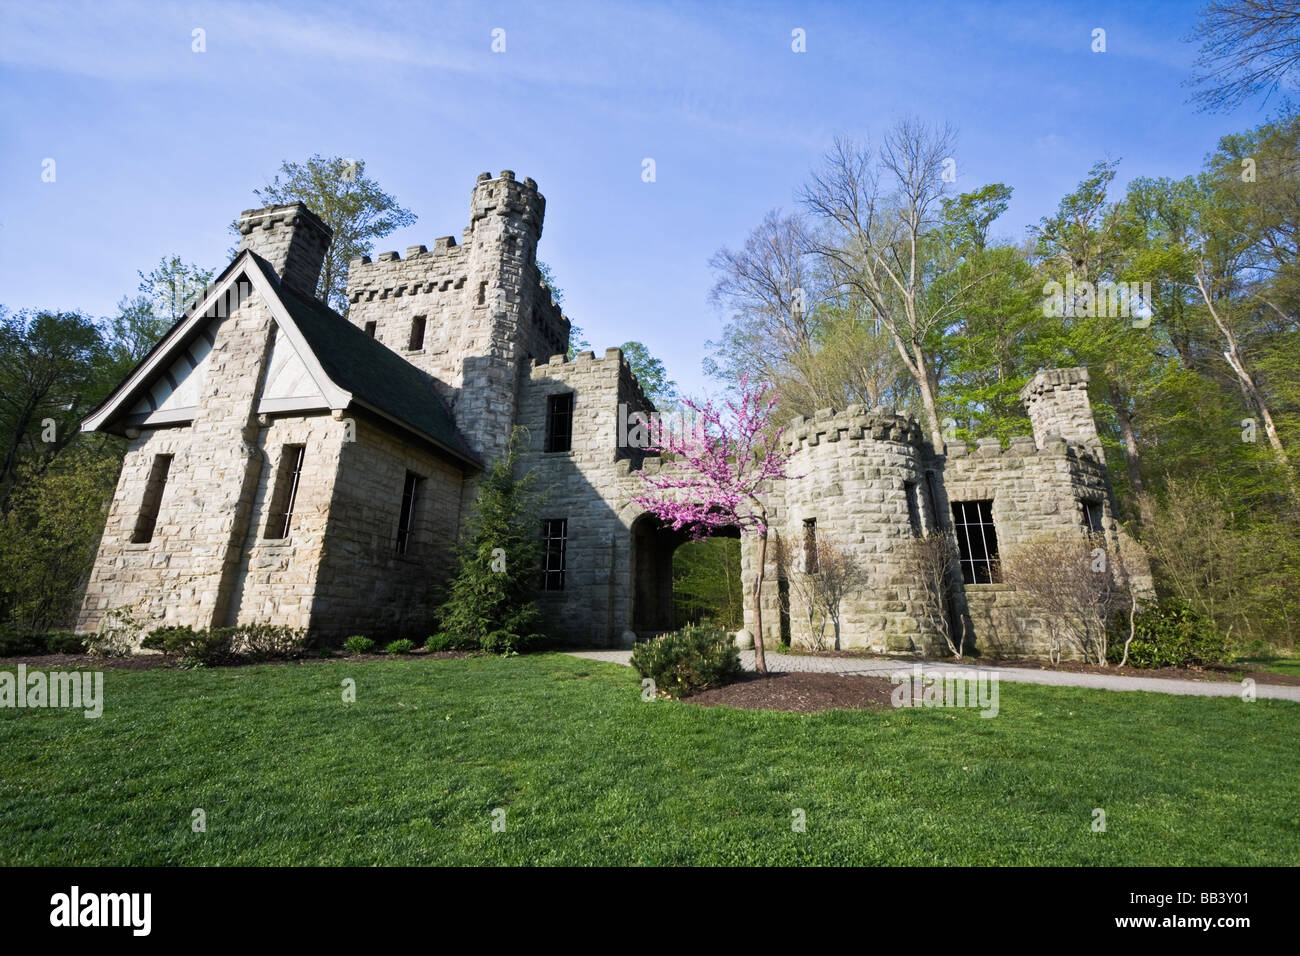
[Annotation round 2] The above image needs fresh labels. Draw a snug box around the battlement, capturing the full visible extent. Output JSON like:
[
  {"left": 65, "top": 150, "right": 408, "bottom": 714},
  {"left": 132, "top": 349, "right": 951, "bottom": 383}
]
[
  {"left": 470, "top": 170, "right": 545, "bottom": 236},
  {"left": 1018, "top": 366, "right": 1103, "bottom": 458},
  {"left": 785, "top": 405, "right": 926, "bottom": 452},
  {"left": 944, "top": 433, "right": 1101, "bottom": 464}
]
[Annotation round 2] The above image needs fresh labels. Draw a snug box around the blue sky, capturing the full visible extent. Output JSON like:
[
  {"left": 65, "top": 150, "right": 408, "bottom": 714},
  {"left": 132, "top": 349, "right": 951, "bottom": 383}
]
[{"left": 0, "top": 0, "right": 1273, "bottom": 398}]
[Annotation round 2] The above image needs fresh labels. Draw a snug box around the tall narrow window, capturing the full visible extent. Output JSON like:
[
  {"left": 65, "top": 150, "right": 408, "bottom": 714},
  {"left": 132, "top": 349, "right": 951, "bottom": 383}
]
[
  {"left": 545, "top": 392, "right": 574, "bottom": 452},
  {"left": 395, "top": 471, "right": 422, "bottom": 555},
  {"left": 477, "top": 281, "right": 487, "bottom": 305},
  {"left": 803, "top": 518, "right": 819, "bottom": 574},
  {"left": 408, "top": 314, "right": 427, "bottom": 351},
  {"left": 363, "top": 321, "right": 377, "bottom": 338},
  {"left": 924, "top": 470, "right": 942, "bottom": 530},
  {"left": 542, "top": 518, "right": 568, "bottom": 591},
  {"left": 131, "top": 454, "right": 173, "bottom": 544},
  {"left": 1082, "top": 500, "right": 1104, "bottom": 534},
  {"left": 905, "top": 482, "right": 923, "bottom": 535},
  {"left": 265, "top": 445, "right": 305, "bottom": 539},
  {"left": 951, "top": 500, "right": 1000, "bottom": 584}
]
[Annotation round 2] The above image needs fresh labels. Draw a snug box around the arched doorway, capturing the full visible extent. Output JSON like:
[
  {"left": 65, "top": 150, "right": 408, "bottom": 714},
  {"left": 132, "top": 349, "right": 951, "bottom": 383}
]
[{"left": 628, "top": 512, "right": 740, "bottom": 637}]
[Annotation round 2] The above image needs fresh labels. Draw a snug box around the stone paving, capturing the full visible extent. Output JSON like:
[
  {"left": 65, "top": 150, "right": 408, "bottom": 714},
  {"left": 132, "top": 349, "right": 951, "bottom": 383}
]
[{"left": 563, "top": 648, "right": 1300, "bottom": 702}]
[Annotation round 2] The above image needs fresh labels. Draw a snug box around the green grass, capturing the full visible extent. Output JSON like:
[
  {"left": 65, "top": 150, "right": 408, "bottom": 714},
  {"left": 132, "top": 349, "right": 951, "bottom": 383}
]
[
  {"left": 1240, "top": 656, "right": 1300, "bottom": 678},
  {"left": 1, "top": 653, "right": 1296, "bottom": 865}
]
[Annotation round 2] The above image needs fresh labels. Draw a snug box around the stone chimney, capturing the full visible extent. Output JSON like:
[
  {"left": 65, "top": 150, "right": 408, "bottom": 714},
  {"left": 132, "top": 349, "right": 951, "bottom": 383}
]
[
  {"left": 1019, "top": 367, "right": 1103, "bottom": 460},
  {"left": 236, "top": 203, "right": 332, "bottom": 300}
]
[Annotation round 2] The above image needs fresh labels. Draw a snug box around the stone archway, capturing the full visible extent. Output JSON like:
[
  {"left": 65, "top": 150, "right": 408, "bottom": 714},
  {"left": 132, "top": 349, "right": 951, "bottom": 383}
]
[{"left": 627, "top": 511, "right": 741, "bottom": 638}]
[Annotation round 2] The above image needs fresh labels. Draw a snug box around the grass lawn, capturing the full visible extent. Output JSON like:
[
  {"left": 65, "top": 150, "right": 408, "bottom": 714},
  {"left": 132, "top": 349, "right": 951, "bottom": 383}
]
[
  {"left": 1, "top": 652, "right": 1297, "bottom": 865},
  {"left": 1241, "top": 656, "right": 1300, "bottom": 679}
]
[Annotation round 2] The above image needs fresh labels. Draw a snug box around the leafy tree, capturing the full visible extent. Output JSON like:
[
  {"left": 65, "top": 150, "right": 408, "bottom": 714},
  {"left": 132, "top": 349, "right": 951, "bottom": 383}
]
[
  {"left": 249, "top": 155, "right": 416, "bottom": 312},
  {"left": 106, "top": 256, "right": 214, "bottom": 374},
  {"left": 0, "top": 447, "right": 120, "bottom": 631},
  {"left": 437, "top": 431, "right": 544, "bottom": 645},
  {"left": 633, "top": 375, "right": 798, "bottom": 674},
  {"left": 0, "top": 309, "right": 112, "bottom": 511},
  {"left": 619, "top": 340, "right": 676, "bottom": 406}
]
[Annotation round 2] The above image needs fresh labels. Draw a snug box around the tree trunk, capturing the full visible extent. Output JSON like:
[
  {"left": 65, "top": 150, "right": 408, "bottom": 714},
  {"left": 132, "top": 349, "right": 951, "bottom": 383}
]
[
  {"left": 752, "top": 526, "right": 769, "bottom": 675},
  {"left": 1109, "top": 382, "right": 1152, "bottom": 524}
]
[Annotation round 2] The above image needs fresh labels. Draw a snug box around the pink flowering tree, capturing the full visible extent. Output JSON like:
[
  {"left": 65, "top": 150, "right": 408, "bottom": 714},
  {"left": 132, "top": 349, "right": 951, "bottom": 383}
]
[{"left": 632, "top": 375, "right": 798, "bottom": 675}]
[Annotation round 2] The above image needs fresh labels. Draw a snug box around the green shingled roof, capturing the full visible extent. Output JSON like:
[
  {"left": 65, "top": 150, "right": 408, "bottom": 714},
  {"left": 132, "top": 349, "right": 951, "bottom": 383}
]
[{"left": 253, "top": 256, "right": 480, "bottom": 470}]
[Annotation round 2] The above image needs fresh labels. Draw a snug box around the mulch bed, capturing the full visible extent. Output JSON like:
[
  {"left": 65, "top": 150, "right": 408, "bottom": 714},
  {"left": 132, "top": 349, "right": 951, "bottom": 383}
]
[
  {"left": 685, "top": 671, "right": 896, "bottom": 713},
  {"left": 794, "top": 648, "right": 1300, "bottom": 687}
]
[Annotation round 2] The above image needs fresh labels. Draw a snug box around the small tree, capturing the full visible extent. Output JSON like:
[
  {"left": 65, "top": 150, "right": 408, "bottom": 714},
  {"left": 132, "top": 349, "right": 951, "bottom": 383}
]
[
  {"left": 785, "top": 529, "right": 869, "bottom": 651},
  {"left": 905, "top": 531, "right": 963, "bottom": 658},
  {"left": 633, "top": 375, "right": 797, "bottom": 675},
  {"left": 999, "top": 532, "right": 1131, "bottom": 664},
  {"left": 437, "top": 432, "right": 543, "bottom": 647}
]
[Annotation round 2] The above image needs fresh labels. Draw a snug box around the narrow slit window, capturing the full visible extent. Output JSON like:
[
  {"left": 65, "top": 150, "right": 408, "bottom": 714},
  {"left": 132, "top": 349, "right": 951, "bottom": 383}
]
[
  {"left": 803, "top": 518, "right": 818, "bottom": 574},
  {"left": 545, "top": 392, "right": 574, "bottom": 453},
  {"left": 951, "top": 500, "right": 1000, "bottom": 584},
  {"left": 477, "top": 281, "right": 487, "bottom": 305},
  {"left": 905, "top": 481, "right": 923, "bottom": 535},
  {"left": 1082, "top": 500, "right": 1104, "bottom": 534},
  {"left": 408, "top": 315, "right": 426, "bottom": 351},
  {"left": 542, "top": 518, "right": 567, "bottom": 591},
  {"left": 265, "top": 445, "right": 305, "bottom": 539},
  {"left": 395, "top": 471, "right": 423, "bottom": 555},
  {"left": 363, "top": 321, "right": 377, "bottom": 338},
  {"left": 131, "top": 454, "right": 173, "bottom": 544}
]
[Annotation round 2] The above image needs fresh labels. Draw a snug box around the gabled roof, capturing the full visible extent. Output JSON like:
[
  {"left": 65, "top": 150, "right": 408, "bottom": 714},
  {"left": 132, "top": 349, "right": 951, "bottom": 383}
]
[{"left": 82, "top": 251, "right": 480, "bottom": 471}]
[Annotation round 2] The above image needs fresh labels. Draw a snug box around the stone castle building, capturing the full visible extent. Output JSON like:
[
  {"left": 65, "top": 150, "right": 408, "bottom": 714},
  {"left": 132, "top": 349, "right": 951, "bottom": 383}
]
[{"left": 77, "top": 171, "right": 1148, "bottom": 657}]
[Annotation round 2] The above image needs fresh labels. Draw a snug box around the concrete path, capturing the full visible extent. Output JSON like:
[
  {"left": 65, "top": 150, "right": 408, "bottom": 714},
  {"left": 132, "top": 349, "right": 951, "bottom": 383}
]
[{"left": 564, "top": 648, "right": 1300, "bottom": 702}]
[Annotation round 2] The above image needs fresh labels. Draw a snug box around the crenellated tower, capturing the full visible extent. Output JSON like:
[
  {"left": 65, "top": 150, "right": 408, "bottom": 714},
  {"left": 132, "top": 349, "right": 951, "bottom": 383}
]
[{"left": 345, "top": 171, "right": 570, "bottom": 464}]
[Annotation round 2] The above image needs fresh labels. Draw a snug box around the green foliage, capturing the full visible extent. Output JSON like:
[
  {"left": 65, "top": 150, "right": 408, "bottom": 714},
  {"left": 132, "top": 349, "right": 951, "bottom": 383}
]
[
  {"left": 619, "top": 341, "right": 677, "bottom": 406},
  {"left": 629, "top": 624, "right": 741, "bottom": 698},
  {"left": 83, "top": 604, "right": 146, "bottom": 657},
  {"left": 248, "top": 155, "right": 416, "bottom": 313},
  {"left": 343, "top": 635, "right": 375, "bottom": 655},
  {"left": 0, "top": 630, "right": 46, "bottom": 656},
  {"left": 437, "top": 431, "right": 544, "bottom": 646},
  {"left": 1110, "top": 599, "right": 1232, "bottom": 669},
  {"left": 672, "top": 537, "right": 743, "bottom": 630},
  {"left": 424, "top": 632, "right": 477, "bottom": 652},
  {"left": 383, "top": 639, "right": 415, "bottom": 655},
  {"left": 235, "top": 624, "right": 310, "bottom": 661},
  {"left": 481, "top": 630, "right": 546, "bottom": 656}
]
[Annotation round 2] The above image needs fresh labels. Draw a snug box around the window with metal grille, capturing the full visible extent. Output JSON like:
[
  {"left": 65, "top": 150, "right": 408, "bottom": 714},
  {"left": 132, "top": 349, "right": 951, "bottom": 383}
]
[
  {"left": 131, "top": 454, "right": 173, "bottom": 543},
  {"left": 905, "top": 481, "right": 923, "bottom": 535},
  {"left": 951, "top": 500, "right": 1000, "bottom": 584},
  {"left": 1082, "top": 500, "right": 1104, "bottom": 534},
  {"left": 545, "top": 392, "right": 574, "bottom": 452},
  {"left": 803, "top": 518, "right": 818, "bottom": 573},
  {"left": 407, "top": 315, "right": 426, "bottom": 351},
  {"left": 265, "top": 445, "right": 305, "bottom": 539},
  {"left": 542, "top": 518, "right": 567, "bottom": 591},
  {"left": 395, "top": 471, "right": 422, "bottom": 555}
]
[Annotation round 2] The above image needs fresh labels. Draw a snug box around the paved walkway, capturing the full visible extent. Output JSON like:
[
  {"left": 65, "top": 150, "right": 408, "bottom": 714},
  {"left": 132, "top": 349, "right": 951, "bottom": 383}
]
[{"left": 564, "top": 648, "right": 1300, "bottom": 702}]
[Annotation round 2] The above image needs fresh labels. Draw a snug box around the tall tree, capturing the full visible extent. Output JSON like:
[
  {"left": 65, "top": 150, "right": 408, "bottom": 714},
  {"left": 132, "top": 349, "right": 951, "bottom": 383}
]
[
  {"left": 250, "top": 155, "right": 416, "bottom": 313},
  {"left": 106, "top": 256, "right": 214, "bottom": 374},
  {"left": 799, "top": 120, "right": 982, "bottom": 449},
  {"left": 619, "top": 340, "right": 677, "bottom": 407},
  {"left": 1186, "top": 0, "right": 1300, "bottom": 112}
]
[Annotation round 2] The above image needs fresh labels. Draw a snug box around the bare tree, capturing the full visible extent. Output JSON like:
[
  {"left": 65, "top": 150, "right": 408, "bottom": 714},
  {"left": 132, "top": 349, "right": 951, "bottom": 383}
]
[
  {"left": 800, "top": 119, "right": 984, "bottom": 449},
  {"left": 1187, "top": 1, "right": 1300, "bottom": 112},
  {"left": 785, "top": 530, "right": 870, "bottom": 650},
  {"left": 998, "top": 533, "right": 1131, "bottom": 665},
  {"left": 904, "top": 531, "right": 963, "bottom": 658}
]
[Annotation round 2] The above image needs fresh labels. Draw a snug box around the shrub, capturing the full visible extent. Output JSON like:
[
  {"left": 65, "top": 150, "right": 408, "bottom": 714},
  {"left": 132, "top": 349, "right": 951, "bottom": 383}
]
[
  {"left": 425, "top": 632, "right": 481, "bottom": 652},
  {"left": 343, "top": 635, "right": 374, "bottom": 655},
  {"left": 384, "top": 639, "right": 415, "bottom": 655},
  {"left": 151, "top": 627, "right": 235, "bottom": 667},
  {"left": 46, "top": 631, "right": 87, "bottom": 654},
  {"left": 480, "top": 630, "right": 546, "bottom": 656},
  {"left": 142, "top": 625, "right": 197, "bottom": 652},
  {"left": 84, "top": 604, "right": 146, "bottom": 657},
  {"left": 234, "top": 624, "right": 309, "bottom": 661},
  {"left": 630, "top": 624, "right": 741, "bottom": 698},
  {"left": 0, "top": 630, "right": 45, "bottom": 656},
  {"left": 1109, "top": 599, "right": 1232, "bottom": 669}
]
